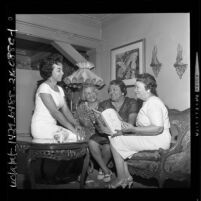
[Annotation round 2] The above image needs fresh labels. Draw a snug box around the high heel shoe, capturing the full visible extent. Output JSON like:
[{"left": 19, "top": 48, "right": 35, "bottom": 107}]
[
  {"left": 108, "top": 179, "right": 127, "bottom": 189},
  {"left": 97, "top": 169, "right": 104, "bottom": 180},
  {"left": 103, "top": 170, "right": 113, "bottom": 183},
  {"left": 124, "top": 176, "right": 133, "bottom": 188}
]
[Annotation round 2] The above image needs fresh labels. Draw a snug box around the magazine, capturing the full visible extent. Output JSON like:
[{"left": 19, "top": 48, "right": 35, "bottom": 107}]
[{"left": 92, "top": 108, "right": 130, "bottom": 135}]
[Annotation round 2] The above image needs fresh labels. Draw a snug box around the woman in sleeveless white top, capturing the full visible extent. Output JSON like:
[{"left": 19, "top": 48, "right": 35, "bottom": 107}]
[
  {"left": 110, "top": 96, "right": 171, "bottom": 159},
  {"left": 31, "top": 83, "right": 76, "bottom": 142},
  {"left": 108, "top": 73, "right": 171, "bottom": 188},
  {"left": 31, "top": 56, "right": 82, "bottom": 143}
]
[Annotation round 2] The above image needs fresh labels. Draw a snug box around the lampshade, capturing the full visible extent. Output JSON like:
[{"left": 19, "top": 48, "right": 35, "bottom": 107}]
[{"left": 63, "top": 61, "right": 104, "bottom": 89}]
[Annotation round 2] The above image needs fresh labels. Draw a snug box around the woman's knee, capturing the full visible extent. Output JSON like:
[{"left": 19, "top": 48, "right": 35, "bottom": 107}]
[
  {"left": 88, "top": 139, "right": 99, "bottom": 150},
  {"left": 102, "top": 143, "right": 111, "bottom": 152}
]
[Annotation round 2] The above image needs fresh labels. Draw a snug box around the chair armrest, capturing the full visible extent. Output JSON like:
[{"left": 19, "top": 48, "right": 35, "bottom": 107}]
[
  {"left": 159, "top": 126, "right": 190, "bottom": 172},
  {"left": 158, "top": 142, "right": 181, "bottom": 159},
  {"left": 128, "top": 150, "right": 161, "bottom": 161}
]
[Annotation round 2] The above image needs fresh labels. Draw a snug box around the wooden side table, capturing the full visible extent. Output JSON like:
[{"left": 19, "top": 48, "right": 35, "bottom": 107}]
[{"left": 17, "top": 140, "right": 89, "bottom": 189}]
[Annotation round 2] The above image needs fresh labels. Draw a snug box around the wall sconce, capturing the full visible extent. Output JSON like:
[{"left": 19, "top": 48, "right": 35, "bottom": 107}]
[
  {"left": 173, "top": 44, "right": 188, "bottom": 79},
  {"left": 150, "top": 46, "right": 162, "bottom": 77}
]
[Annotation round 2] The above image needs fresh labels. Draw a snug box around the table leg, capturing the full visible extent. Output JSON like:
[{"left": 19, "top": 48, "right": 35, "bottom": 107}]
[
  {"left": 80, "top": 148, "right": 90, "bottom": 189},
  {"left": 26, "top": 151, "right": 36, "bottom": 189},
  {"left": 40, "top": 158, "right": 46, "bottom": 182}
]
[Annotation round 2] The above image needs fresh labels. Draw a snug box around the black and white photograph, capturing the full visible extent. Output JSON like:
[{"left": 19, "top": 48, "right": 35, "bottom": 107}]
[{"left": 3, "top": 1, "right": 200, "bottom": 200}]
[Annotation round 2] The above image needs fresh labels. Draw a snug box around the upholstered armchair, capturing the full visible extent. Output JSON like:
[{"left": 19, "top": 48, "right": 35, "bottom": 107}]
[
  {"left": 127, "top": 108, "right": 190, "bottom": 188},
  {"left": 159, "top": 108, "right": 190, "bottom": 186}
]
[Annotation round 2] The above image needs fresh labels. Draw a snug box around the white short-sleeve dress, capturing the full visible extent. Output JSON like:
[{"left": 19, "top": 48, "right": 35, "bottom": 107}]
[
  {"left": 31, "top": 83, "right": 77, "bottom": 143},
  {"left": 110, "top": 96, "right": 171, "bottom": 159}
]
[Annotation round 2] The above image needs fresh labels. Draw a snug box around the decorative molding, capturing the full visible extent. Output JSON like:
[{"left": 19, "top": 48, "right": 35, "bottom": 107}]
[
  {"left": 16, "top": 20, "right": 101, "bottom": 43},
  {"left": 78, "top": 14, "right": 115, "bottom": 23}
]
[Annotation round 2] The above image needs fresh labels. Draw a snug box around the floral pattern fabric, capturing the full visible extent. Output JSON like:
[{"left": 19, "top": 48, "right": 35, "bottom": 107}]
[{"left": 74, "top": 102, "right": 98, "bottom": 140}]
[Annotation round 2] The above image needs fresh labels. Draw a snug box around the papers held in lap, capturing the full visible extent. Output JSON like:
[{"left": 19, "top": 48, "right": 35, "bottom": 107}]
[{"left": 92, "top": 108, "right": 131, "bottom": 135}]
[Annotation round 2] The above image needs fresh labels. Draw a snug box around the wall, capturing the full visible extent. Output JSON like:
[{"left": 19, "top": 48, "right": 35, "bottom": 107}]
[
  {"left": 16, "top": 14, "right": 190, "bottom": 134},
  {"left": 16, "top": 14, "right": 103, "bottom": 135},
  {"left": 100, "top": 13, "right": 190, "bottom": 110},
  {"left": 16, "top": 69, "right": 42, "bottom": 134},
  {"left": 16, "top": 14, "right": 103, "bottom": 79}
]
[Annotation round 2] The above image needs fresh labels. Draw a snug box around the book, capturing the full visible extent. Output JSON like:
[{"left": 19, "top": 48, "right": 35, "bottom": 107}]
[{"left": 92, "top": 108, "right": 124, "bottom": 135}]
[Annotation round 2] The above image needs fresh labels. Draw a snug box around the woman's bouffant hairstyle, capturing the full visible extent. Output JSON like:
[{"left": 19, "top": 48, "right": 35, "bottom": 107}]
[
  {"left": 108, "top": 79, "right": 127, "bottom": 96},
  {"left": 81, "top": 84, "right": 98, "bottom": 101},
  {"left": 136, "top": 73, "right": 158, "bottom": 96},
  {"left": 39, "top": 54, "right": 63, "bottom": 80}
]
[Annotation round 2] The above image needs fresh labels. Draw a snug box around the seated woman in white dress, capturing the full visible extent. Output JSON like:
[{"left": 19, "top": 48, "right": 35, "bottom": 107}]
[
  {"left": 109, "top": 73, "right": 171, "bottom": 188},
  {"left": 31, "top": 54, "right": 82, "bottom": 143}
]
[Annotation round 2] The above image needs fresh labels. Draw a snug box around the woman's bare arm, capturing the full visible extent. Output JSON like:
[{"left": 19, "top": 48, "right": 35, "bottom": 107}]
[
  {"left": 112, "top": 123, "right": 163, "bottom": 138},
  {"left": 61, "top": 100, "right": 80, "bottom": 127},
  {"left": 40, "top": 93, "right": 77, "bottom": 133},
  {"left": 125, "top": 125, "right": 164, "bottom": 136}
]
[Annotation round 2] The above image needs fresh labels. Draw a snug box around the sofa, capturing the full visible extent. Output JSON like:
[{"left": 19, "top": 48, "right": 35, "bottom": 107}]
[{"left": 127, "top": 108, "right": 190, "bottom": 188}]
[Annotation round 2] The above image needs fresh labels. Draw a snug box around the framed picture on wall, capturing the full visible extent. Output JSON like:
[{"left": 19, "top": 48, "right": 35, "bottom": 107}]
[{"left": 111, "top": 39, "right": 145, "bottom": 85}]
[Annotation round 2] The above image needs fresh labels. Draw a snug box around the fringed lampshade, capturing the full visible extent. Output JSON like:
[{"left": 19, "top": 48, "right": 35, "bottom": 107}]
[{"left": 63, "top": 61, "right": 104, "bottom": 89}]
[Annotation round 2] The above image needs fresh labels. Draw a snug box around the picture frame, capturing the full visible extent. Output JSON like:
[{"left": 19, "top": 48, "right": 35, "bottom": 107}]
[{"left": 111, "top": 39, "right": 145, "bottom": 85}]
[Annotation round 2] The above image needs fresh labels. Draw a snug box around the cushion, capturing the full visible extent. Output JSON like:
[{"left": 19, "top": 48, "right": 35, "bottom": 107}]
[
  {"left": 164, "top": 150, "right": 190, "bottom": 176},
  {"left": 127, "top": 160, "right": 159, "bottom": 173},
  {"left": 129, "top": 150, "right": 161, "bottom": 161}
]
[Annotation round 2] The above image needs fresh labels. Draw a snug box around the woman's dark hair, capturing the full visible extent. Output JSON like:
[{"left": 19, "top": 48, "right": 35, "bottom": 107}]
[
  {"left": 39, "top": 53, "right": 63, "bottom": 80},
  {"left": 136, "top": 73, "right": 158, "bottom": 96},
  {"left": 108, "top": 79, "right": 127, "bottom": 96}
]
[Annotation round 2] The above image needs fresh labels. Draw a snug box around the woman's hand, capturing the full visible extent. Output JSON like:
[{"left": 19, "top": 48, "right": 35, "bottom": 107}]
[
  {"left": 95, "top": 116, "right": 113, "bottom": 135},
  {"left": 96, "top": 121, "right": 112, "bottom": 135},
  {"left": 121, "top": 122, "right": 136, "bottom": 133},
  {"left": 111, "top": 130, "right": 123, "bottom": 138},
  {"left": 75, "top": 126, "right": 86, "bottom": 141},
  {"left": 111, "top": 124, "right": 136, "bottom": 138},
  {"left": 99, "top": 126, "right": 113, "bottom": 135},
  {"left": 75, "top": 124, "right": 83, "bottom": 133}
]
